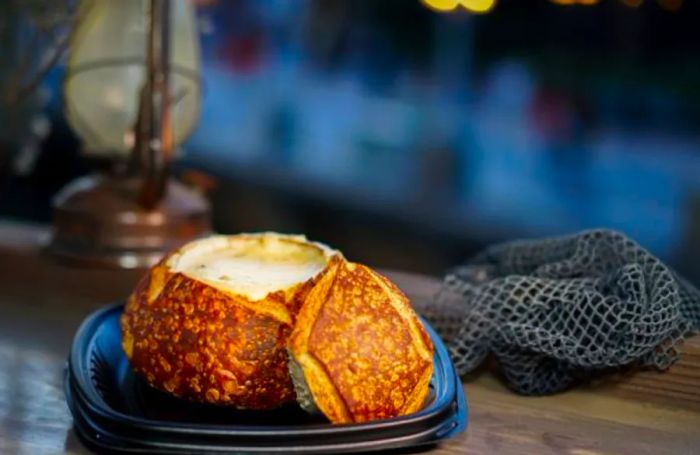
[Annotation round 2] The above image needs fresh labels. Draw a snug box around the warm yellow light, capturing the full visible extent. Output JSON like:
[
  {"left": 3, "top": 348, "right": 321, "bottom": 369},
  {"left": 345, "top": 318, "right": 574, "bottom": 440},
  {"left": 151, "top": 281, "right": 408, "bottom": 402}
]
[
  {"left": 459, "top": 0, "right": 497, "bottom": 14},
  {"left": 421, "top": 0, "right": 460, "bottom": 12},
  {"left": 577, "top": 0, "right": 599, "bottom": 4},
  {"left": 620, "top": 0, "right": 643, "bottom": 7},
  {"left": 421, "top": 0, "right": 497, "bottom": 14},
  {"left": 657, "top": 0, "right": 682, "bottom": 11}
]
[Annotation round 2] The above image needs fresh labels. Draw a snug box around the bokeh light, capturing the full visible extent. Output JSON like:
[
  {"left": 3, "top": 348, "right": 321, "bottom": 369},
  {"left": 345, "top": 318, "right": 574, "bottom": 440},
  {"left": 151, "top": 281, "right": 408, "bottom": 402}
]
[
  {"left": 460, "top": 0, "right": 498, "bottom": 14},
  {"left": 422, "top": 0, "right": 497, "bottom": 14},
  {"left": 421, "top": 0, "right": 460, "bottom": 13}
]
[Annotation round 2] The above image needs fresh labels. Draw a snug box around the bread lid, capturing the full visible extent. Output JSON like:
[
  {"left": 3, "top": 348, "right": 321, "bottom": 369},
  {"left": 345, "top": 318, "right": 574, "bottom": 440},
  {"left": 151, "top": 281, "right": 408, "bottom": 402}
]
[{"left": 289, "top": 260, "right": 434, "bottom": 423}]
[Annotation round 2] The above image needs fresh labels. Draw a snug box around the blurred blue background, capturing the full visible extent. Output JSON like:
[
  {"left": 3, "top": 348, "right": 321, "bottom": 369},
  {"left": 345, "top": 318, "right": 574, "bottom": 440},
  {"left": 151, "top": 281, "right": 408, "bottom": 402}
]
[{"left": 2, "top": 0, "right": 700, "bottom": 279}]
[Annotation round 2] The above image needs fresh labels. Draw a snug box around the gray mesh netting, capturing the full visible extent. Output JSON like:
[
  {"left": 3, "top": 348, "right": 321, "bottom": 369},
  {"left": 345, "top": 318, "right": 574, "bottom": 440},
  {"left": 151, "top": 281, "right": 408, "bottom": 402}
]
[{"left": 422, "top": 229, "right": 700, "bottom": 395}]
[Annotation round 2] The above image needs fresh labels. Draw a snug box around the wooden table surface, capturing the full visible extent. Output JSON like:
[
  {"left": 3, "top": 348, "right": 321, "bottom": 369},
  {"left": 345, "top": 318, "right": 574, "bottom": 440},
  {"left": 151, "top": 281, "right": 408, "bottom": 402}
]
[{"left": 0, "top": 220, "right": 699, "bottom": 455}]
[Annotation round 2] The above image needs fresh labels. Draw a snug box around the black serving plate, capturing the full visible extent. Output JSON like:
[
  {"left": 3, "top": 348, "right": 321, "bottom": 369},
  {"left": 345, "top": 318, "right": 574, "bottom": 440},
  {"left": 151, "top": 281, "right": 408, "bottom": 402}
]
[{"left": 65, "top": 303, "right": 467, "bottom": 454}]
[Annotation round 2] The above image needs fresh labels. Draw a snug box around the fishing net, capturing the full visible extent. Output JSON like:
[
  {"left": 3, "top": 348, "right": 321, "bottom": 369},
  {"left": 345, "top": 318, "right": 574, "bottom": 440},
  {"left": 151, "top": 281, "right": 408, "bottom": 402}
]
[{"left": 422, "top": 229, "right": 700, "bottom": 394}]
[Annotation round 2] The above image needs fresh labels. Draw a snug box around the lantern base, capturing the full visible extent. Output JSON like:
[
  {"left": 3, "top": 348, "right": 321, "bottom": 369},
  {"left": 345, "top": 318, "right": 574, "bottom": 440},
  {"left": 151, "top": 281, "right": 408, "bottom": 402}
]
[{"left": 49, "top": 173, "right": 210, "bottom": 269}]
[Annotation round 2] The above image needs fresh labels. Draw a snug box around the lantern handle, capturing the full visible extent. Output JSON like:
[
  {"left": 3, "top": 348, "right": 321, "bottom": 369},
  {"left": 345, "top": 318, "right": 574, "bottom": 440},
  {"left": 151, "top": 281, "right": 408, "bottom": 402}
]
[{"left": 136, "top": 0, "right": 172, "bottom": 210}]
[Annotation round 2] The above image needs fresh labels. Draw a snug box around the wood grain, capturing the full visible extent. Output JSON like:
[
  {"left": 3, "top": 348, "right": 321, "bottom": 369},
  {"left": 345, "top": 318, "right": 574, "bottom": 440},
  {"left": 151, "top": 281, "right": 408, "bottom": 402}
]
[{"left": 0, "top": 220, "right": 698, "bottom": 454}]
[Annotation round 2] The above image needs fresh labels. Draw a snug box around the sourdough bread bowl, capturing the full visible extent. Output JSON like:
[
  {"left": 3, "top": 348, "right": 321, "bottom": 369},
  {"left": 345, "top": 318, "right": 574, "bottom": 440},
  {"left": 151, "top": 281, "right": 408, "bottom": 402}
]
[
  {"left": 121, "top": 232, "right": 434, "bottom": 422},
  {"left": 121, "top": 233, "right": 340, "bottom": 409}
]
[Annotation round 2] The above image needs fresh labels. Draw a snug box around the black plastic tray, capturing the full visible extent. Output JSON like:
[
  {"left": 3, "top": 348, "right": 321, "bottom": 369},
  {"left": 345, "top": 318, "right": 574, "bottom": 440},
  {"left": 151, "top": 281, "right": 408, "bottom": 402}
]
[{"left": 65, "top": 303, "right": 467, "bottom": 454}]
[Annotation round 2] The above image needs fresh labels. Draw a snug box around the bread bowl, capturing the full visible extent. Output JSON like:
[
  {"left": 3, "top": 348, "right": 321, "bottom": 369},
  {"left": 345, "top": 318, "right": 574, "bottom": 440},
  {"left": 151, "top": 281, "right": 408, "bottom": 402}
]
[
  {"left": 288, "top": 260, "right": 434, "bottom": 423},
  {"left": 120, "top": 233, "right": 340, "bottom": 409},
  {"left": 121, "top": 232, "right": 434, "bottom": 421}
]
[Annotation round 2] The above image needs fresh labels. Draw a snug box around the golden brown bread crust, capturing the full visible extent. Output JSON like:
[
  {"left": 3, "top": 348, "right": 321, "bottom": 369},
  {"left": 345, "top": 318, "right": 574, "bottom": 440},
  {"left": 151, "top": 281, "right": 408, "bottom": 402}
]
[
  {"left": 121, "top": 234, "right": 339, "bottom": 409},
  {"left": 289, "top": 260, "right": 434, "bottom": 423}
]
